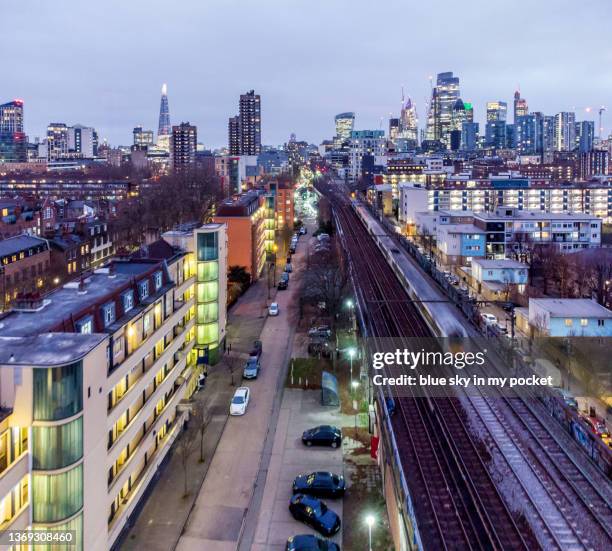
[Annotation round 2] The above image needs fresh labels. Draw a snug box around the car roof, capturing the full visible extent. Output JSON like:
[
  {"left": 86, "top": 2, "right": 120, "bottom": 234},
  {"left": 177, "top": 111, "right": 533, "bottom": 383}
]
[
  {"left": 271, "top": 302, "right": 278, "bottom": 307},
  {"left": 234, "top": 387, "right": 249, "bottom": 397}
]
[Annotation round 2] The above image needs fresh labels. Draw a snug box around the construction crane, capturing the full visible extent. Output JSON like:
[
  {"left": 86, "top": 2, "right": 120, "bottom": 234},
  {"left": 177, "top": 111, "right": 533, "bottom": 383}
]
[{"left": 599, "top": 106, "right": 607, "bottom": 139}]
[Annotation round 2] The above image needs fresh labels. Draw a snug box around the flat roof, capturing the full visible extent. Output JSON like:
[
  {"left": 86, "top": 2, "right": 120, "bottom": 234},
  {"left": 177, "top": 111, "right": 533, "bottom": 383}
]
[
  {"left": 530, "top": 298, "right": 612, "bottom": 318},
  {"left": 438, "top": 223, "right": 482, "bottom": 234},
  {"left": 476, "top": 211, "right": 600, "bottom": 221},
  {"left": 472, "top": 259, "right": 527, "bottom": 269},
  {"left": 0, "top": 263, "right": 155, "bottom": 338},
  {"left": 0, "top": 333, "right": 107, "bottom": 366}
]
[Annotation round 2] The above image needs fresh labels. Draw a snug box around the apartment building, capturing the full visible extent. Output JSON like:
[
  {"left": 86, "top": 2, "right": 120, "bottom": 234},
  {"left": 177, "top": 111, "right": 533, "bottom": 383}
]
[
  {"left": 0, "top": 235, "right": 50, "bottom": 311},
  {"left": 420, "top": 207, "right": 601, "bottom": 265},
  {"left": 395, "top": 179, "right": 612, "bottom": 224},
  {"left": 213, "top": 190, "right": 266, "bottom": 281},
  {"left": 0, "top": 223, "right": 226, "bottom": 550}
]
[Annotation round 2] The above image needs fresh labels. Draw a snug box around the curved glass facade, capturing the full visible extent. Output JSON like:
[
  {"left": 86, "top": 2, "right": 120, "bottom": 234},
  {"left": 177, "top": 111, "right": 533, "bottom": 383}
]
[
  {"left": 32, "top": 417, "right": 83, "bottom": 470},
  {"left": 33, "top": 362, "right": 83, "bottom": 422},
  {"left": 32, "top": 464, "right": 83, "bottom": 523}
]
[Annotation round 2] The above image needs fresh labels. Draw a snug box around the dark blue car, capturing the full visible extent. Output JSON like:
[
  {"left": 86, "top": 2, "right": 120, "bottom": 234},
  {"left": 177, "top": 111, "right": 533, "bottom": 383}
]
[
  {"left": 286, "top": 534, "right": 340, "bottom": 550},
  {"left": 289, "top": 494, "right": 341, "bottom": 537}
]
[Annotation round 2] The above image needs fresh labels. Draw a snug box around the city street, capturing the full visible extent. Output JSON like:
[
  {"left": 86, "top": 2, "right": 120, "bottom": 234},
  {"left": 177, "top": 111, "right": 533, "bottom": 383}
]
[{"left": 176, "top": 231, "right": 310, "bottom": 551}]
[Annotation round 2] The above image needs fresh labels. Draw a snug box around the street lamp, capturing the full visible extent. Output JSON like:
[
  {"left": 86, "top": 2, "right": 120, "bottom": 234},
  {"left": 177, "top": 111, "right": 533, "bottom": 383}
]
[
  {"left": 351, "top": 380, "right": 360, "bottom": 420},
  {"left": 348, "top": 347, "right": 356, "bottom": 384},
  {"left": 346, "top": 298, "right": 355, "bottom": 331},
  {"left": 365, "top": 514, "right": 375, "bottom": 551}
]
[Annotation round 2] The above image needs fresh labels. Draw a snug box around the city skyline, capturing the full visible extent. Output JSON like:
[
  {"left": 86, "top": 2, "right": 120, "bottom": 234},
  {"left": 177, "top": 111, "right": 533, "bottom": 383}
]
[{"left": 2, "top": 0, "right": 610, "bottom": 147}]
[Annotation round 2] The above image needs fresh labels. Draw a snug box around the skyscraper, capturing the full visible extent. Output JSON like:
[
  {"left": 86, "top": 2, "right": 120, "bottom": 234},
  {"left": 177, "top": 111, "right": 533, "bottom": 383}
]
[
  {"left": 0, "top": 100, "right": 26, "bottom": 162},
  {"left": 516, "top": 113, "right": 543, "bottom": 154},
  {"left": 157, "top": 83, "right": 171, "bottom": 146},
  {"left": 399, "top": 97, "right": 418, "bottom": 145},
  {"left": 554, "top": 112, "right": 576, "bottom": 151},
  {"left": 388, "top": 118, "right": 400, "bottom": 142},
  {"left": 334, "top": 112, "right": 355, "bottom": 143},
  {"left": 574, "top": 120, "right": 594, "bottom": 152},
  {"left": 486, "top": 101, "right": 508, "bottom": 122},
  {"left": 513, "top": 90, "right": 528, "bottom": 122},
  {"left": 170, "top": 122, "right": 197, "bottom": 171},
  {"left": 46, "top": 123, "right": 69, "bottom": 160},
  {"left": 228, "top": 116, "right": 240, "bottom": 155},
  {"left": 450, "top": 99, "right": 468, "bottom": 150},
  {"left": 461, "top": 122, "right": 479, "bottom": 151},
  {"left": 239, "top": 90, "right": 261, "bottom": 155},
  {"left": 428, "top": 72, "right": 460, "bottom": 147}
]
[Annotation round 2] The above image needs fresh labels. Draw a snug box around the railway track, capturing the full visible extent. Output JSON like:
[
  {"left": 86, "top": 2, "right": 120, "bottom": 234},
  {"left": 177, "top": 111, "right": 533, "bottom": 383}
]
[
  {"left": 323, "top": 182, "right": 534, "bottom": 550},
  {"left": 319, "top": 179, "right": 612, "bottom": 550}
]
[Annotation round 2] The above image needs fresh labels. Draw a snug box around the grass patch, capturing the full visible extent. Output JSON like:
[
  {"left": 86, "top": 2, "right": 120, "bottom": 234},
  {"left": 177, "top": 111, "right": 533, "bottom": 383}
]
[{"left": 286, "top": 357, "right": 332, "bottom": 388}]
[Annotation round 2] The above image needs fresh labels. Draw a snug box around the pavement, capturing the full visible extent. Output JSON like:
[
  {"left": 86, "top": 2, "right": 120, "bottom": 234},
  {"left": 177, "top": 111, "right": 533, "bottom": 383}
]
[
  {"left": 250, "top": 389, "right": 344, "bottom": 550},
  {"left": 117, "top": 362, "right": 235, "bottom": 551},
  {"left": 176, "top": 229, "right": 311, "bottom": 551}
]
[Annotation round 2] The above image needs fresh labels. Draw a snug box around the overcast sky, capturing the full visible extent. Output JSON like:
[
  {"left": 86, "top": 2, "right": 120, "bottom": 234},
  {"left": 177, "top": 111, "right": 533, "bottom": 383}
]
[{"left": 2, "top": 0, "right": 611, "bottom": 148}]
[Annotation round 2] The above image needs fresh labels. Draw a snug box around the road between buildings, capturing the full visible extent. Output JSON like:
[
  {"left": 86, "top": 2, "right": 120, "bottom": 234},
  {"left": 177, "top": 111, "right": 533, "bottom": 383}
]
[{"left": 176, "top": 232, "right": 310, "bottom": 551}]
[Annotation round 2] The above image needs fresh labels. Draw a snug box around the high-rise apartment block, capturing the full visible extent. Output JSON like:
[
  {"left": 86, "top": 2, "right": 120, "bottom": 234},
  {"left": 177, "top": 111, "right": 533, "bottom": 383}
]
[
  {"left": 227, "top": 90, "right": 261, "bottom": 155},
  {"left": 170, "top": 122, "right": 197, "bottom": 171}
]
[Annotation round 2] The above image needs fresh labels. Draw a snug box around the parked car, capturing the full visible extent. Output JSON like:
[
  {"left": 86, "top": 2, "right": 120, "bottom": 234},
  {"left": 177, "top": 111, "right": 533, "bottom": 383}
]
[
  {"left": 308, "top": 325, "right": 331, "bottom": 339},
  {"left": 269, "top": 302, "right": 279, "bottom": 316},
  {"left": 481, "top": 313, "right": 498, "bottom": 326},
  {"left": 302, "top": 425, "right": 342, "bottom": 448},
  {"left": 495, "top": 323, "right": 508, "bottom": 334},
  {"left": 299, "top": 226, "right": 307, "bottom": 235},
  {"left": 307, "top": 338, "right": 331, "bottom": 358},
  {"left": 249, "top": 340, "right": 263, "bottom": 360},
  {"left": 278, "top": 279, "right": 288, "bottom": 290},
  {"left": 288, "top": 494, "right": 341, "bottom": 537},
  {"left": 292, "top": 472, "right": 346, "bottom": 498},
  {"left": 243, "top": 357, "right": 261, "bottom": 379},
  {"left": 289, "top": 245, "right": 296, "bottom": 254},
  {"left": 286, "top": 534, "right": 339, "bottom": 551},
  {"left": 285, "top": 263, "right": 293, "bottom": 273},
  {"left": 317, "top": 233, "right": 330, "bottom": 242},
  {"left": 196, "top": 372, "right": 206, "bottom": 391},
  {"left": 230, "top": 387, "right": 250, "bottom": 415}
]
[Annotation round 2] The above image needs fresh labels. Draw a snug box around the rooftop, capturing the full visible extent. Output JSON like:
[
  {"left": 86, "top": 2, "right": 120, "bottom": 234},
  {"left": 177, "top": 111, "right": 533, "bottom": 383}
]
[
  {"left": 0, "top": 261, "right": 157, "bottom": 338},
  {"left": 529, "top": 298, "right": 612, "bottom": 319},
  {"left": 0, "top": 333, "right": 107, "bottom": 366},
  {"left": 472, "top": 259, "right": 528, "bottom": 269},
  {"left": 0, "top": 234, "right": 48, "bottom": 257}
]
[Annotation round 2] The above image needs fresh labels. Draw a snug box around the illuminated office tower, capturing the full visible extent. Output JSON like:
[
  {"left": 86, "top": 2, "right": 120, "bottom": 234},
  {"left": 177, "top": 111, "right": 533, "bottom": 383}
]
[
  {"left": 513, "top": 90, "right": 528, "bottom": 122},
  {"left": 399, "top": 96, "right": 418, "bottom": 145},
  {"left": 157, "top": 83, "right": 171, "bottom": 151},
  {"left": 429, "top": 72, "right": 460, "bottom": 147},
  {"left": 574, "top": 120, "right": 595, "bottom": 152},
  {"left": 554, "top": 112, "right": 576, "bottom": 151},
  {"left": 228, "top": 115, "right": 240, "bottom": 154},
  {"left": 334, "top": 112, "right": 355, "bottom": 143},
  {"left": 133, "top": 126, "right": 154, "bottom": 148},
  {"left": 46, "top": 123, "right": 69, "bottom": 160},
  {"left": 0, "top": 99, "right": 26, "bottom": 162},
  {"left": 486, "top": 101, "right": 508, "bottom": 122}
]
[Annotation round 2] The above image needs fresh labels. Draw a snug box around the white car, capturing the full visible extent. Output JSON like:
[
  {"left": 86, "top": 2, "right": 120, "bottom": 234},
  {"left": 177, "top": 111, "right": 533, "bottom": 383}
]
[
  {"left": 269, "top": 302, "right": 279, "bottom": 316},
  {"left": 230, "top": 387, "right": 250, "bottom": 416},
  {"left": 481, "top": 313, "right": 498, "bottom": 326}
]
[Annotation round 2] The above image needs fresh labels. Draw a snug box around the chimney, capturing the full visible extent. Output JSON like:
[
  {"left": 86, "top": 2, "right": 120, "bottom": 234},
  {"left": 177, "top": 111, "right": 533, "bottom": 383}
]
[{"left": 77, "top": 276, "right": 87, "bottom": 294}]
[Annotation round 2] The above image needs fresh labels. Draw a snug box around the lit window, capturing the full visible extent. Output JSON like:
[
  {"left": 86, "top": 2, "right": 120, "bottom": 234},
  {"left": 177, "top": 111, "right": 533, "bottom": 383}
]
[
  {"left": 564, "top": 318, "right": 573, "bottom": 327},
  {"left": 580, "top": 319, "right": 588, "bottom": 327}
]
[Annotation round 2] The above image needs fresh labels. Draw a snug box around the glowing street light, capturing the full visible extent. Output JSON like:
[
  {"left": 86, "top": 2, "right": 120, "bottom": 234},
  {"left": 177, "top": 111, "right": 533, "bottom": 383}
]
[
  {"left": 365, "top": 514, "right": 376, "bottom": 551},
  {"left": 348, "top": 347, "right": 356, "bottom": 384}
]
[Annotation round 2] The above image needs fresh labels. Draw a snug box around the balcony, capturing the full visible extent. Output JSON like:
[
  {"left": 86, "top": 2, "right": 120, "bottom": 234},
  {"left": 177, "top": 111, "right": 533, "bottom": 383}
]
[
  {"left": 107, "top": 321, "right": 194, "bottom": 440},
  {"left": 107, "top": 379, "right": 190, "bottom": 548},
  {"left": 108, "top": 298, "right": 193, "bottom": 387}
]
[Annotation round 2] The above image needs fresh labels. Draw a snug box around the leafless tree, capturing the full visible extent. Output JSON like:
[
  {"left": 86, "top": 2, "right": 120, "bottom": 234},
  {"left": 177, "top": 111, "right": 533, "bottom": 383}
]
[
  {"left": 177, "top": 420, "right": 197, "bottom": 497},
  {"left": 191, "top": 403, "right": 212, "bottom": 463},
  {"left": 224, "top": 351, "right": 243, "bottom": 387},
  {"left": 301, "top": 240, "right": 349, "bottom": 335}
]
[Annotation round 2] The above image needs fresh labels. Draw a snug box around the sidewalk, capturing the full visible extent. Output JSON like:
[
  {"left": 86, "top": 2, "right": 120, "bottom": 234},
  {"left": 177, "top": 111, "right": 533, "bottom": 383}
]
[{"left": 118, "top": 363, "right": 234, "bottom": 551}]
